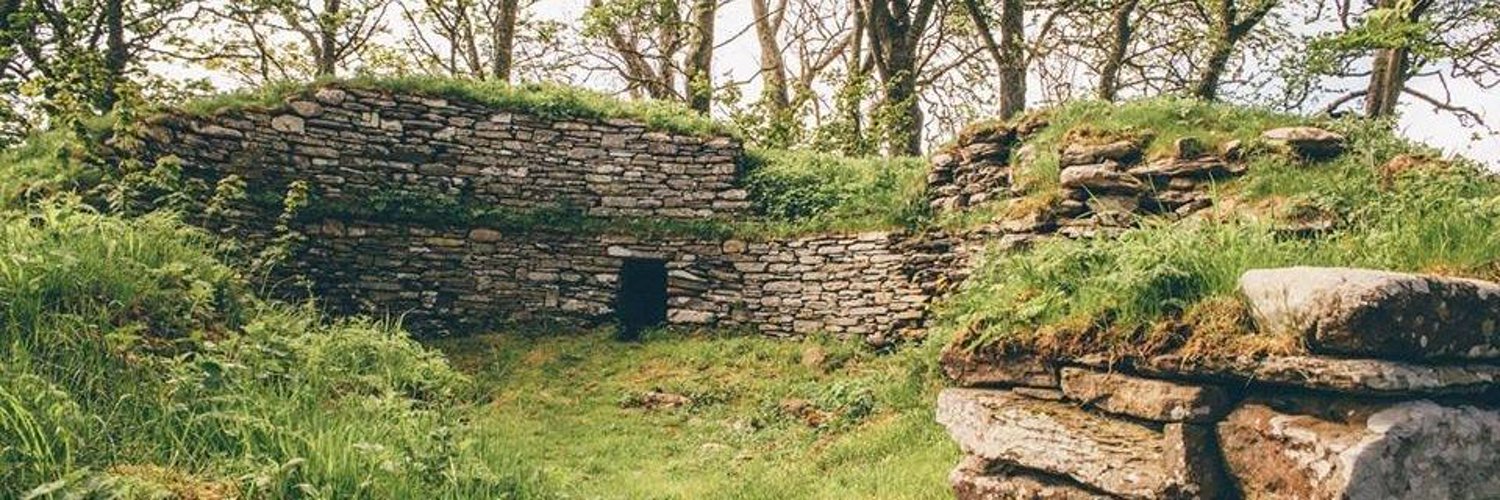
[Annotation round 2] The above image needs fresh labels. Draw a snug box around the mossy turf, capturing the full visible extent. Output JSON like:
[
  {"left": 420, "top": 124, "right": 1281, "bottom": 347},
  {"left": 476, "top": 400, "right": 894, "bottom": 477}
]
[
  {"left": 429, "top": 328, "right": 957, "bottom": 499},
  {"left": 176, "top": 75, "right": 736, "bottom": 138}
]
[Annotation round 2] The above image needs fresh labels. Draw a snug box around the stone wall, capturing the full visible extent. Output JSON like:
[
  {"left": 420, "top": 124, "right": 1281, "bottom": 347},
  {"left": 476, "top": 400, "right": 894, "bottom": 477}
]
[
  {"left": 937, "top": 267, "right": 1500, "bottom": 499},
  {"left": 137, "top": 83, "right": 956, "bottom": 339},
  {"left": 145, "top": 84, "right": 749, "bottom": 219},
  {"left": 289, "top": 219, "right": 944, "bottom": 339}
]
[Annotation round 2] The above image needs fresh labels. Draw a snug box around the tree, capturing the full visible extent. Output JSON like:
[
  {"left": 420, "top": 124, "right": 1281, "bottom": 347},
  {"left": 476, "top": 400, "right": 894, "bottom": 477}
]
[
  {"left": 1190, "top": 0, "right": 1278, "bottom": 100},
  {"left": 684, "top": 0, "right": 714, "bottom": 112},
  {"left": 961, "top": 0, "right": 1025, "bottom": 117},
  {"left": 1310, "top": 0, "right": 1497, "bottom": 127},
  {"left": 581, "top": 0, "right": 718, "bottom": 112},
  {"left": 1095, "top": 0, "right": 1139, "bottom": 101},
  {"left": 864, "top": 0, "right": 940, "bottom": 155},
  {"left": 0, "top": 0, "right": 200, "bottom": 141},
  {"left": 401, "top": 0, "right": 521, "bottom": 81},
  {"left": 200, "top": 0, "right": 392, "bottom": 83}
]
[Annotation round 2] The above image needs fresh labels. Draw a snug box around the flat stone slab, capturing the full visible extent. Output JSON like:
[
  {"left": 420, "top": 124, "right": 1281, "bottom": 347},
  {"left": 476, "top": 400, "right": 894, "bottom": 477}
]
[
  {"left": 1060, "top": 367, "right": 1233, "bottom": 423},
  {"left": 1261, "top": 126, "right": 1345, "bottom": 159},
  {"left": 941, "top": 346, "right": 1059, "bottom": 388},
  {"left": 1240, "top": 267, "right": 1500, "bottom": 360},
  {"left": 949, "top": 456, "right": 1110, "bottom": 500},
  {"left": 937, "top": 388, "right": 1223, "bottom": 499},
  {"left": 1220, "top": 398, "right": 1500, "bottom": 500},
  {"left": 1079, "top": 354, "right": 1500, "bottom": 396}
]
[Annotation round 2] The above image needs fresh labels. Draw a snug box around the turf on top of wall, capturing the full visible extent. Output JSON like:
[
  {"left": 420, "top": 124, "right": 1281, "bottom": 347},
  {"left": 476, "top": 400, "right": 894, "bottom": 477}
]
[
  {"left": 175, "top": 76, "right": 736, "bottom": 138},
  {"left": 937, "top": 99, "right": 1500, "bottom": 360}
]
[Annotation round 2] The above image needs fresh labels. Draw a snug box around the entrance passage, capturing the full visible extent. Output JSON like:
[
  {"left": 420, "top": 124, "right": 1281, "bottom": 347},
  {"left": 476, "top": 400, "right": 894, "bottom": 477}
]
[{"left": 616, "top": 258, "right": 668, "bottom": 340}]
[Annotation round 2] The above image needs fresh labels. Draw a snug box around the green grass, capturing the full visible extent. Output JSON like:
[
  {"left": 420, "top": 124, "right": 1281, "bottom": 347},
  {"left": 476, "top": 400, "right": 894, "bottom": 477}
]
[
  {"left": 428, "top": 327, "right": 958, "bottom": 500},
  {"left": 0, "top": 201, "right": 545, "bottom": 498},
  {"left": 175, "top": 75, "right": 736, "bottom": 138},
  {"left": 0, "top": 200, "right": 957, "bottom": 498},
  {"left": 741, "top": 149, "right": 930, "bottom": 236},
  {"left": 966, "top": 97, "right": 1301, "bottom": 211},
  {"left": 938, "top": 107, "right": 1500, "bottom": 358}
]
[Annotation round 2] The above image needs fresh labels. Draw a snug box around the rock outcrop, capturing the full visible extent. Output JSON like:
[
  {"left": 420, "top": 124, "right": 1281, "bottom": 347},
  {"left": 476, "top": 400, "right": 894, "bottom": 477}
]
[
  {"left": 1239, "top": 267, "right": 1500, "bottom": 360},
  {"left": 1220, "top": 398, "right": 1500, "bottom": 499},
  {"left": 938, "top": 268, "right": 1500, "bottom": 499}
]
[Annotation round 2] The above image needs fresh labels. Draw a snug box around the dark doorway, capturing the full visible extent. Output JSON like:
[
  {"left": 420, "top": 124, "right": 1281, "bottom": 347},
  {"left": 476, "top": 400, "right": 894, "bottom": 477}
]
[{"left": 616, "top": 258, "right": 667, "bottom": 340}]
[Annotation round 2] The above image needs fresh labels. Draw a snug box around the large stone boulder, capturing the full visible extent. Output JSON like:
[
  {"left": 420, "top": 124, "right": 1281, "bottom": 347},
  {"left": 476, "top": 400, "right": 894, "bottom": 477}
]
[
  {"left": 1261, "top": 126, "right": 1346, "bottom": 159},
  {"left": 1077, "top": 353, "right": 1500, "bottom": 396},
  {"left": 1059, "top": 140, "right": 1141, "bottom": 167},
  {"left": 940, "top": 346, "right": 1059, "bottom": 388},
  {"left": 1219, "top": 398, "right": 1500, "bottom": 500},
  {"left": 937, "top": 388, "right": 1224, "bottom": 499},
  {"left": 1239, "top": 267, "right": 1500, "bottom": 360},
  {"left": 949, "top": 456, "right": 1110, "bottom": 500},
  {"left": 1059, "top": 163, "right": 1145, "bottom": 193},
  {"left": 1060, "top": 368, "right": 1232, "bottom": 423}
]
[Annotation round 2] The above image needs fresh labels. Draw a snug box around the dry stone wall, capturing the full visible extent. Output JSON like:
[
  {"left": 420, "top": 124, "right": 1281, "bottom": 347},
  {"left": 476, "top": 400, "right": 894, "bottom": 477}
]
[
  {"left": 139, "top": 83, "right": 948, "bottom": 339},
  {"left": 937, "top": 266, "right": 1500, "bottom": 499},
  {"left": 145, "top": 85, "right": 749, "bottom": 219},
  {"left": 291, "top": 219, "right": 943, "bottom": 338}
]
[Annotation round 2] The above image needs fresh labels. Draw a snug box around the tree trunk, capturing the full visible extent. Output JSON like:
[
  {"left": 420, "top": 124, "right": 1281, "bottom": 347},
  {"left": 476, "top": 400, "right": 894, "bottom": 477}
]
[
  {"left": 490, "top": 0, "right": 520, "bottom": 81},
  {"left": 1190, "top": 1, "right": 1234, "bottom": 101},
  {"left": 317, "top": 0, "right": 342, "bottom": 77},
  {"left": 100, "top": 0, "right": 127, "bottom": 110},
  {"left": 1097, "top": 0, "right": 1139, "bottom": 101},
  {"left": 686, "top": 0, "right": 715, "bottom": 113},
  {"left": 996, "top": 0, "right": 1025, "bottom": 118},
  {"left": 1190, "top": 0, "right": 1276, "bottom": 101},
  {"left": 868, "top": 0, "right": 930, "bottom": 156},
  {"left": 961, "top": 0, "right": 1023, "bottom": 118},
  {"left": 1363, "top": 0, "right": 1432, "bottom": 118},
  {"left": 751, "top": 0, "right": 790, "bottom": 111}
]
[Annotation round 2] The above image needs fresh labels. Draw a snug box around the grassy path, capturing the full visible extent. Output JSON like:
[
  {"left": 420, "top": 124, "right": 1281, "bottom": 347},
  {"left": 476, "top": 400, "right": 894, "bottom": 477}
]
[{"left": 429, "top": 329, "right": 958, "bottom": 499}]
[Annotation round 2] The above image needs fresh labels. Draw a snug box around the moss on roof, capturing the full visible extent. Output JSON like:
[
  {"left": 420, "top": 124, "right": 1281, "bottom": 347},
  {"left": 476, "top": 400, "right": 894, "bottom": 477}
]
[{"left": 175, "top": 76, "right": 738, "bottom": 138}]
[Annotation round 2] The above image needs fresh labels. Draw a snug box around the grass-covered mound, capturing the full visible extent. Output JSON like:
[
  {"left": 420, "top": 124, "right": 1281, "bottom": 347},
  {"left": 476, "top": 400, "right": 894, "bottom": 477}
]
[
  {"left": 938, "top": 98, "right": 1500, "bottom": 360},
  {"left": 0, "top": 201, "right": 543, "bottom": 498}
]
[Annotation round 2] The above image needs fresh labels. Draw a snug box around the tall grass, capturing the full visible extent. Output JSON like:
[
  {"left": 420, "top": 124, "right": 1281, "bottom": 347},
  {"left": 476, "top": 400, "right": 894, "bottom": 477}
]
[
  {"left": 0, "top": 201, "right": 545, "bottom": 498},
  {"left": 741, "top": 148, "right": 930, "bottom": 235},
  {"left": 938, "top": 109, "right": 1500, "bottom": 358}
]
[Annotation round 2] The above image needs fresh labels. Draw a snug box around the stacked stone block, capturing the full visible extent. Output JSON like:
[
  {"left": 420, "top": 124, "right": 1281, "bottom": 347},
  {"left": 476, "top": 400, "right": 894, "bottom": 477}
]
[
  {"left": 292, "top": 219, "right": 941, "bottom": 338},
  {"left": 145, "top": 85, "right": 750, "bottom": 220},
  {"left": 937, "top": 267, "right": 1500, "bottom": 499},
  {"left": 138, "top": 83, "right": 956, "bottom": 339}
]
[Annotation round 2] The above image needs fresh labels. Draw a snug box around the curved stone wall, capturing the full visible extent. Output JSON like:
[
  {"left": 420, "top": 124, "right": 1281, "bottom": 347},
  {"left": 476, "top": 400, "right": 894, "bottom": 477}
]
[
  {"left": 146, "top": 85, "right": 749, "bottom": 219},
  {"left": 142, "top": 83, "right": 947, "bottom": 339}
]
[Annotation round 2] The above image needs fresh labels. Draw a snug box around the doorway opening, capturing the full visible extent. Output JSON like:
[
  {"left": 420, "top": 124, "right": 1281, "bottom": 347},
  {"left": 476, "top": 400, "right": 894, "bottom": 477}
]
[{"left": 616, "top": 258, "right": 667, "bottom": 340}]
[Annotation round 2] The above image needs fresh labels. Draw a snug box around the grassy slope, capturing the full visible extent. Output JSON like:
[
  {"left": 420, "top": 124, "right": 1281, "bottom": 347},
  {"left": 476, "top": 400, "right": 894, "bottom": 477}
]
[
  {"left": 938, "top": 98, "right": 1500, "bottom": 358},
  {"left": 431, "top": 329, "right": 957, "bottom": 499},
  {"left": 0, "top": 204, "right": 545, "bottom": 498}
]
